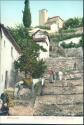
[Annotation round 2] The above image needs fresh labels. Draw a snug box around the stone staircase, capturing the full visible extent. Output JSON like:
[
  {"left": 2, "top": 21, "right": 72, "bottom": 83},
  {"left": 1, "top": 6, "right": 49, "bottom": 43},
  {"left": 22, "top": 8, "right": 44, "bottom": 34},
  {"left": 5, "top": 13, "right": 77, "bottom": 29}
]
[
  {"left": 33, "top": 57, "right": 83, "bottom": 116},
  {"left": 33, "top": 78, "right": 83, "bottom": 116}
]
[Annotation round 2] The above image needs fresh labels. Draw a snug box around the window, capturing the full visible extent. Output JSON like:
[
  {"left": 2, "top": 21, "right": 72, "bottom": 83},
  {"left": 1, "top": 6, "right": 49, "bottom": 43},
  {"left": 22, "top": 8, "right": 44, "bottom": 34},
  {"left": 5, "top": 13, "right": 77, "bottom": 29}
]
[
  {"left": 11, "top": 47, "right": 13, "bottom": 58},
  {"left": 4, "top": 40, "right": 5, "bottom": 47}
]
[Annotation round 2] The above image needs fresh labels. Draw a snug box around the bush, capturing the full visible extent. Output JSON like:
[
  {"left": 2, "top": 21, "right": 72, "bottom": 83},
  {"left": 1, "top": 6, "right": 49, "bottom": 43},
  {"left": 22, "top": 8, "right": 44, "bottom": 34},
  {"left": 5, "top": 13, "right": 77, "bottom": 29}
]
[
  {"left": 63, "top": 17, "right": 83, "bottom": 29},
  {"left": 35, "top": 26, "right": 50, "bottom": 30},
  {"left": 32, "top": 59, "right": 47, "bottom": 78},
  {"left": 61, "top": 41, "right": 82, "bottom": 48},
  {"left": 59, "top": 28, "right": 76, "bottom": 33},
  {"left": 51, "top": 33, "right": 82, "bottom": 43}
]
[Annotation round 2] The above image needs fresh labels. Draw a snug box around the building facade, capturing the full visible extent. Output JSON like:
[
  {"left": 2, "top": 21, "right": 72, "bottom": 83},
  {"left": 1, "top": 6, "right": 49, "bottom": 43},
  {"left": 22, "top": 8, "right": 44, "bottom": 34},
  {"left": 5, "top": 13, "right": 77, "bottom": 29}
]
[
  {"left": 39, "top": 9, "right": 64, "bottom": 32},
  {"left": 0, "top": 24, "right": 20, "bottom": 95},
  {"left": 32, "top": 30, "right": 50, "bottom": 60}
]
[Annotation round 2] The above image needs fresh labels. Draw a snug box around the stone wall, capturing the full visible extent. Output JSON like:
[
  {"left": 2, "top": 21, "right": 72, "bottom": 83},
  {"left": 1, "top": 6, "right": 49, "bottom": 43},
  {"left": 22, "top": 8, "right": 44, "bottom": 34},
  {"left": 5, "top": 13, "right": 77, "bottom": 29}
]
[
  {"left": 44, "top": 57, "right": 83, "bottom": 79},
  {"left": 46, "top": 57, "right": 82, "bottom": 70}
]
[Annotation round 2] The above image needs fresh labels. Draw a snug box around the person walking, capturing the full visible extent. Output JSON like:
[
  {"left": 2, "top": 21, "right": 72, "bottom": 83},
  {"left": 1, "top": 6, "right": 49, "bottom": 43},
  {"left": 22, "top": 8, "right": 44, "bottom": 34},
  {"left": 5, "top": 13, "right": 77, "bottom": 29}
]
[{"left": 48, "top": 68, "right": 54, "bottom": 83}]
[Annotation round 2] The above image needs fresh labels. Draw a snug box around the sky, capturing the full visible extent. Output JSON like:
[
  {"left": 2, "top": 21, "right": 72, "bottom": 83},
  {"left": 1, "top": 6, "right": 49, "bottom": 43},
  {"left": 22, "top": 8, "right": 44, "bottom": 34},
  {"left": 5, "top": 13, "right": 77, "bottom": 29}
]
[{"left": 1, "top": 0, "right": 83, "bottom": 27}]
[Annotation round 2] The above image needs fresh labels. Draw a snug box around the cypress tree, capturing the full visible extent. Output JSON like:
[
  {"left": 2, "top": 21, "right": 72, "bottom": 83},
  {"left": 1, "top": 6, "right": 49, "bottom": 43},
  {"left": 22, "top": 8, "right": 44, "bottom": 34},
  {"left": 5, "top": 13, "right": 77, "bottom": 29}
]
[{"left": 23, "top": 0, "right": 31, "bottom": 28}]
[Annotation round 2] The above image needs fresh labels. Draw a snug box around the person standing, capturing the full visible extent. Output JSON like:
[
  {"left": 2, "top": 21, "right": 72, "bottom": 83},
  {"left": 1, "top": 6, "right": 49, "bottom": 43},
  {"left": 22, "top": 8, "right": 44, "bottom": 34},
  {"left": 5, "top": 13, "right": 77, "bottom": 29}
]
[
  {"left": 73, "top": 62, "right": 77, "bottom": 70},
  {"left": 48, "top": 68, "right": 54, "bottom": 83},
  {"left": 58, "top": 71, "right": 63, "bottom": 81}
]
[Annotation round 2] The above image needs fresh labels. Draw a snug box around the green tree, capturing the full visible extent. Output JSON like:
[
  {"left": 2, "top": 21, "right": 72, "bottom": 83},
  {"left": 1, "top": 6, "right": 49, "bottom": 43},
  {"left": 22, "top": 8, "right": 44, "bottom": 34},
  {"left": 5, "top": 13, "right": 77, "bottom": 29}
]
[
  {"left": 14, "top": 40, "right": 47, "bottom": 78},
  {"left": 8, "top": 25, "right": 29, "bottom": 49},
  {"left": 79, "top": 17, "right": 83, "bottom": 27},
  {"left": 23, "top": 0, "right": 31, "bottom": 28},
  {"left": 64, "top": 17, "right": 81, "bottom": 29},
  {"left": 9, "top": 25, "right": 47, "bottom": 78}
]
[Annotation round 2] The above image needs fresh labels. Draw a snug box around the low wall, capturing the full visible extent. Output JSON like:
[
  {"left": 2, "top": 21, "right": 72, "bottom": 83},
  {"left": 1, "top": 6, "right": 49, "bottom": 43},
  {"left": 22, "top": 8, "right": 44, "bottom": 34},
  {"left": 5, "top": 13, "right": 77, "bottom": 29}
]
[{"left": 45, "top": 57, "right": 83, "bottom": 74}]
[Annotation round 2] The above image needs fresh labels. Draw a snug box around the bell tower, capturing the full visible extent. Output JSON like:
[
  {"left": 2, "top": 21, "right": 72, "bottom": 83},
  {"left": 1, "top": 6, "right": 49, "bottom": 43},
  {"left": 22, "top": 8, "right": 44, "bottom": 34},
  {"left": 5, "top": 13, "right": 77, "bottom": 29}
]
[{"left": 39, "top": 9, "right": 48, "bottom": 26}]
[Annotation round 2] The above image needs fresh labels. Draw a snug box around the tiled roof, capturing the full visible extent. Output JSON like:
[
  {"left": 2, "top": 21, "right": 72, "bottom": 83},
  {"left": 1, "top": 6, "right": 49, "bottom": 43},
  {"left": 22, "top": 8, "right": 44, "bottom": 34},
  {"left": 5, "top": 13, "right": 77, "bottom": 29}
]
[
  {"left": 48, "top": 16, "right": 64, "bottom": 21},
  {"left": 32, "top": 30, "right": 50, "bottom": 46}
]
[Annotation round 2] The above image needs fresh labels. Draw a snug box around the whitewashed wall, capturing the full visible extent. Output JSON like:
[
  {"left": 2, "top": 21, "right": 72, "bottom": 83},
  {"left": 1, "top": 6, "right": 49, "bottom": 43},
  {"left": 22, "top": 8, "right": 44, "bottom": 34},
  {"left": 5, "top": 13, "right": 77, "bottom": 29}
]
[
  {"left": 34, "top": 32, "right": 49, "bottom": 60},
  {"left": 50, "top": 23, "right": 59, "bottom": 32},
  {"left": 0, "top": 29, "right": 19, "bottom": 95},
  {"left": 57, "top": 18, "right": 64, "bottom": 29},
  {"left": 37, "top": 38, "right": 49, "bottom": 60}
]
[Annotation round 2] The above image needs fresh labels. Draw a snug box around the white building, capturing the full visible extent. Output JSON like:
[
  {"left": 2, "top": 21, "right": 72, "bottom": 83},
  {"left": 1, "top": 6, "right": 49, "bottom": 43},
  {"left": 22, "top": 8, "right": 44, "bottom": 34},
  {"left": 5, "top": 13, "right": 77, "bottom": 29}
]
[
  {"left": 0, "top": 24, "right": 20, "bottom": 95},
  {"left": 45, "top": 16, "right": 64, "bottom": 32},
  {"left": 50, "top": 23, "right": 59, "bottom": 33},
  {"left": 39, "top": 9, "right": 64, "bottom": 32},
  {"left": 32, "top": 30, "right": 50, "bottom": 60}
]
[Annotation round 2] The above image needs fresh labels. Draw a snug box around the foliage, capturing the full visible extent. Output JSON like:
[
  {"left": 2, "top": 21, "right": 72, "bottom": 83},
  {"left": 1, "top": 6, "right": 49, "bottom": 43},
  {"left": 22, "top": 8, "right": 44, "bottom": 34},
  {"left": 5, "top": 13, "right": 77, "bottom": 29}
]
[
  {"left": 31, "top": 59, "right": 47, "bottom": 78},
  {"left": 64, "top": 17, "right": 83, "bottom": 29},
  {"left": 59, "top": 28, "right": 76, "bottom": 33},
  {"left": 9, "top": 24, "right": 47, "bottom": 78},
  {"left": 60, "top": 40, "right": 83, "bottom": 48},
  {"left": 35, "top": 26, "right": 50, "bottom": 30},
  {"left": 8, "top": 25, "right": 29, "bottom": 49},
  {"left": 51, "top": 33, "right": 82, "bottom": 43},
  {"left": 23, "top": 0, "right": 31, "bottom": 28},
  {"left": 14, "top": 41, "right": 47, "bottom": 78}
]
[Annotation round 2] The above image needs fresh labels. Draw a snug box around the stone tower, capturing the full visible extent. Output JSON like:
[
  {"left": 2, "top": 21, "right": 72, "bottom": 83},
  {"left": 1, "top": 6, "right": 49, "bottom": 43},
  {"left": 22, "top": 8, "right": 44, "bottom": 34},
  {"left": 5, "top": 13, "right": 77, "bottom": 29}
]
[{"left": 39, "top": 9, "right": 48, "bottom": 26}]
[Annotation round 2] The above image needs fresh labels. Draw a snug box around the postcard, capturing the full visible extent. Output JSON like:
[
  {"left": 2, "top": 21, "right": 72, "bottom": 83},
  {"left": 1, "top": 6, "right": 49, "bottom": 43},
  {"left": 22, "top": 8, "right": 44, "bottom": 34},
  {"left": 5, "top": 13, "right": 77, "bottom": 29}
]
[{"left": 0, "top": 0, "right": 83, "bottom": 124}]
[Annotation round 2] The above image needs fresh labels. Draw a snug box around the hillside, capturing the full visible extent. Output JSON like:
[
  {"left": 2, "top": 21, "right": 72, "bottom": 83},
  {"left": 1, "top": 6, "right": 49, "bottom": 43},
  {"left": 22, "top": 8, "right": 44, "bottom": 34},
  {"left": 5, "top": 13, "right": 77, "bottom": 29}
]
[{"left": 49, "top": 27, "right": 83, "bottom": 43}]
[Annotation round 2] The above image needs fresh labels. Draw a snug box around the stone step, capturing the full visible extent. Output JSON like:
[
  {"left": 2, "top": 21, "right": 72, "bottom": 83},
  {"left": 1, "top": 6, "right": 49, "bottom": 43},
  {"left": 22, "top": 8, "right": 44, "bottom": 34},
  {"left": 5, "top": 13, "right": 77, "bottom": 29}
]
[
  {"left": 34, "top": 94, "right": 83, "bottom": 106},
  {"left": 44, "top": 79, "right": 83, "bottom": 87},
  {"left": 33, "top": 102, "right": 83, "bottom": 116},
  {"left": 33, "top": 94, "right": 83, "bottom": 116},
  {"left": 43, "top": 86, "right": 83, "bottom": 95}
]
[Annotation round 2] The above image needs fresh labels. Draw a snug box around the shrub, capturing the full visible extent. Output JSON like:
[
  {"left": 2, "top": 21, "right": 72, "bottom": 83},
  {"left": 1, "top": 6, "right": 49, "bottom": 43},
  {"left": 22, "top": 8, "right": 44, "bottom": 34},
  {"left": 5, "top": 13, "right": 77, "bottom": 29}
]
[
  {"left": 63, "top": 17, "right": 83, "bottom": 29},
  {"left": 61, "top": 41, "right": 82, "bottom": 48},
  {"left": 51, "top": 33, "right": 82, "bottom": 43},
  {"left": 35, "top": 26, "right": 50, "bottom": 30},
  {"left": 59, "top": 28, "right": 76, "bottom": 33}
]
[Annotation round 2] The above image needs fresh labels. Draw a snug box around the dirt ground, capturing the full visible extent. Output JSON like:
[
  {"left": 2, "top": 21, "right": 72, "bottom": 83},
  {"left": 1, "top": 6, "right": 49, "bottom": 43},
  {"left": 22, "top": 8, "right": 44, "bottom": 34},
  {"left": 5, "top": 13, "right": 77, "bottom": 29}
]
[{"left": 9, "top": 105, "right": 34, "bottom": 116}]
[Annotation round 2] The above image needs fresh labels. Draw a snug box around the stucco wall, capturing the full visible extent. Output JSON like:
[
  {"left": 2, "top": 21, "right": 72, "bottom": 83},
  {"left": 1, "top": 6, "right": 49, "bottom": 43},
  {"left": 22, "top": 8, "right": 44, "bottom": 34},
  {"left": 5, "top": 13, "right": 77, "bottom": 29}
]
[
  {"left": 50, "top": 23, "right": 59, "bottom": 32},
  {"left": 0, "top": 29, "right": 19, "bottom": 95},
  {"left": 34, "top": 32, "right": 49, "bottom": 60},
  {"left": 37, "top": 39, "right": 49, "bottom": 60}
]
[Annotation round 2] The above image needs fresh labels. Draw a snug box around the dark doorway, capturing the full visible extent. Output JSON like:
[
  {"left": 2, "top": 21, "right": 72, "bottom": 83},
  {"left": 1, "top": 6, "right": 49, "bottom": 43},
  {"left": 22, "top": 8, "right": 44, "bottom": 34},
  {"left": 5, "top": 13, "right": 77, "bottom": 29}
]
[{"left": 5, "top": 71, "right": 8, "bottom": 89}]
